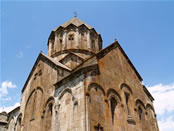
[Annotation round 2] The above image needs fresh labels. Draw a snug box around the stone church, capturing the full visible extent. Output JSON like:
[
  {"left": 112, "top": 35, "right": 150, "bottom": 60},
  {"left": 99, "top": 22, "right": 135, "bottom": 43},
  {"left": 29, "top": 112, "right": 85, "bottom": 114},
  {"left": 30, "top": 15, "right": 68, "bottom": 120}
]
[{"left": 0, "top": 17, "right": 159, "bottom": 131}]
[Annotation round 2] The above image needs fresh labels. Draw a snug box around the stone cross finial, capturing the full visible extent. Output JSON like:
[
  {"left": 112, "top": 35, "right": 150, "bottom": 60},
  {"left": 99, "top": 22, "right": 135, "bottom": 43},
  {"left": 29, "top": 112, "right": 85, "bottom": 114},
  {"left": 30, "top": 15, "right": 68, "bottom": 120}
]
[{"left": 74, "top": 11, "right": 78, "bottom": 17}]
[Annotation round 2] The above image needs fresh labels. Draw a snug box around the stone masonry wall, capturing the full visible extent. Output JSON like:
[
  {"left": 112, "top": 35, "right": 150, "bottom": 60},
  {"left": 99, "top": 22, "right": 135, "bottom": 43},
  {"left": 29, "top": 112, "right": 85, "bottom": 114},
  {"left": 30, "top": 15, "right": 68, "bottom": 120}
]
[
  {"left": 54, "top": 74, "right": 85, "bottom": 131},
  {"left": 20, "top": 58, "right": 69, "bottom": 131},
  {"left": 83, "top": 46, "right": 159, "bottom": 131}
]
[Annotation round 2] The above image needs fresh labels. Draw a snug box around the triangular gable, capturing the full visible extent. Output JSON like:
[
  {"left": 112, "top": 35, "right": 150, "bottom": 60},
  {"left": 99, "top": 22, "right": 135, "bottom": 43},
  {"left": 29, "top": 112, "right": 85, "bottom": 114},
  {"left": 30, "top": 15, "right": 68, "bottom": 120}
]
[
  {"left": 41, "top": 53, "right": 71, "bottom": 71},
  {"left": 52, "top": 49, "right": 96, "bottom": 58},
  {"left": 22, "top": 52, "right": 71, "bottom": 93},
  {"left": 54, "top": 55, "right": 98, "bottom": 88},
  {"left": 59, "top": 52, "right": 84, "bottom": 63},
  {"left": 53, "top": 40, "right": 143, "bottom": 89},
  {"left": 59, "top": 52, "right": 85, "bottom": 69},
  {"left": 97, "top": 41, "right": 143, "bottom": 82},
  {"left": 73, "top": 55, "right": 98, "bottom": 72}
]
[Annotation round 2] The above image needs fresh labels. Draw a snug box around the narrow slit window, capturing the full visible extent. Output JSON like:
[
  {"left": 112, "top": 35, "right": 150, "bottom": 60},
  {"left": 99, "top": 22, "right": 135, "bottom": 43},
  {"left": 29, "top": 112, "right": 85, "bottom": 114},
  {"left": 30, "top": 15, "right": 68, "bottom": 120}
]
[
  {"left": 50, "top": 40, "right": 54, "bottom": 52},
  {"left": 125, "top": 93, "right": 130, "bottom": 115},
  {"left": 59, "top": 39, "right": 62, "bottom": 44},
  {"left": 138, "top": 106, "right": 142, "bottom": 120},
  {"left": 49, "top": 103, "right": 53, "bottom": 115},
  {"left": 110, "top": 98, "right": 117, "bottom": 124},
  {"left": 91, "top": 40, "right": 95, "bottom": 49}
]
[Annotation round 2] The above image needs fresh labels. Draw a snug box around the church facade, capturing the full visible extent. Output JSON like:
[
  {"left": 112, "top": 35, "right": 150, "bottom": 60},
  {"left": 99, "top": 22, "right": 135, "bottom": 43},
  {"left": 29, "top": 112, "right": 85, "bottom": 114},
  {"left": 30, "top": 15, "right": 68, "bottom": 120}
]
[{"left": 1, "top": 17, "right": 159, "bottom": 131}]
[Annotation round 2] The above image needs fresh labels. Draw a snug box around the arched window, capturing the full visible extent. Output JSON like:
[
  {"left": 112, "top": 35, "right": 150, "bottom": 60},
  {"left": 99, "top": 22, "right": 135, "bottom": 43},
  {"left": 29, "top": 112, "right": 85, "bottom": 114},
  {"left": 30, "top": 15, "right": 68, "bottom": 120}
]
[
  {"left": 68, "top": 34, "right": 74, "bottom": 41},
  {"left": 110, "top": 97, "right": 117, "bottom": 124},
  {"left": 107, "top": 88, "right": 122, "bottom": 129},
  {"left": 59, "top": 39, "right": 62, "bottom": 44},
  {"left": 135, "top": 99, "right": 145, "bottom": 122},
  {"left": 120, "top": 84, "right": 133, "bottom": 116},
  {"left": 138, "top": 106, "right": 142, "bottom": 120},
  {"left": 124, "top": 92, "right": 130, "bottom": 115},
  {"left": 42, "top": 97, "right": 55, "bottom": 131},
  {"left": 48, "top": 103, "right": 53, "bottom": 115},
  {"left": 19, "top": 117, "right": 21, "bottom": 126}
]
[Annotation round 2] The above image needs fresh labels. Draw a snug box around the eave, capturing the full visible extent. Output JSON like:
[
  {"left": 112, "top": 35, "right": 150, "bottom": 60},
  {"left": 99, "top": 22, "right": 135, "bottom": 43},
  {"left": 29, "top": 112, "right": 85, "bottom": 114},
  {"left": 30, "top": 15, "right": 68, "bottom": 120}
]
[{"left": 21, "top": 52, "right": 71, "bottom": 93}]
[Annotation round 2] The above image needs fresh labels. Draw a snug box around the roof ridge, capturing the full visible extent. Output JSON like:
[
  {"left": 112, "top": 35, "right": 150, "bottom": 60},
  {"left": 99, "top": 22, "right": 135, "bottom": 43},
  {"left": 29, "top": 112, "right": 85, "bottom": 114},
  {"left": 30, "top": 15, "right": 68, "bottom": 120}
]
[
  {"left": 41, "top": 53, "right": 72, "bottom": 71},
  {"left": 53, "top": 17, "right": 93, "bottom": 31},
  {"left": 22, "top": 52, "right": 72, "bottom": 93}
]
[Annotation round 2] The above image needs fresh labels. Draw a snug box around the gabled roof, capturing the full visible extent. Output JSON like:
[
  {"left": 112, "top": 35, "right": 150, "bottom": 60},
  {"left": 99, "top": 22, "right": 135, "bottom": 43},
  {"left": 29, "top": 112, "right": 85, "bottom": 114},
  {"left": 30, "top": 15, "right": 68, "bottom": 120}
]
[
  {"left": 41, "top": 53, "right": 71, "bottom": 71},
  {"left": 97, "top": 41, "right": 143, "bottom": 81},
  {"left": 53, "top": 41, "right": 155, "bottom": 101},
  {"left": 54, "top": 55, "right": 98, "bottom": 87},
  {"left": 22, "top": 52, "right": 71, "bottom": 93},
  {"left": 59, "top": 52, "right": 85, "bottom": 63},
  {"left": 53, "top": 17, "right": 93, "bottom": 31},
  {"left": 54, "top": 40, "right": 143, "bottom": 88},
  {"left": 8, "top": 106, "right": 20, "bottom": 115}
]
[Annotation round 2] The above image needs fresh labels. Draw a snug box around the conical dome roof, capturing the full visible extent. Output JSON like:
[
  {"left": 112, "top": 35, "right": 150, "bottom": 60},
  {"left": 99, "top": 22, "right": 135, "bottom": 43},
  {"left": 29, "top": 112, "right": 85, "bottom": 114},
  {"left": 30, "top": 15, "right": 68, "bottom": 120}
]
[
  {"left": 47, "top": 17, "right": 103, "bottom": 60},
  {"left": 53, "top": 17, "right": 93, "bottom": 31}
]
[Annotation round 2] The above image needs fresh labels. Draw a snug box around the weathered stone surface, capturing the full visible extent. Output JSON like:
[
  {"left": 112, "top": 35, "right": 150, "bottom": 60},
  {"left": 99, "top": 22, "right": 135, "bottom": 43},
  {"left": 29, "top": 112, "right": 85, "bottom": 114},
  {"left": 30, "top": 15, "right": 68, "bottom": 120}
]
[
  {"left": 1, "top": 17, "right": 159, "bottom": 131},
  {"left": 0, "top": 112, "right": 8, "bottom": 131}
]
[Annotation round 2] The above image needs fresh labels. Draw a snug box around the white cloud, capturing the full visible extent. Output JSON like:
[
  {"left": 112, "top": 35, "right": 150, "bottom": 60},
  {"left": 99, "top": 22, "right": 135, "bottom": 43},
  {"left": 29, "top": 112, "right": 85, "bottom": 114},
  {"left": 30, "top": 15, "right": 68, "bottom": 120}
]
[
  {"left": 0, "top": 102, "right": 20, "bottom": 113},
  {"left": 148, "top": 83, "right": 174, "bottom": 131},
  {"left": 158, "top": 116, "right": 174, "bottom": 131},
  {"left": 1, "top": 97, "right": 12, "bottom": 101},
  {"left": 2, "top": 81, "right": 17, "bottom": 88},
  {"left": 0, "top": 81, "right": 17, "bottom": 97},
  {"left": 148, "top": 83, "right": 174, "bottom": 115},
  {"left": 16, "top": 51, "right": 24, "bottom": 58},
  {"left": 0, "top": 85, "right": 8, "bottom": 96},
  {"left": 0, "top": 81, "right": 19, "bottom": 114}
]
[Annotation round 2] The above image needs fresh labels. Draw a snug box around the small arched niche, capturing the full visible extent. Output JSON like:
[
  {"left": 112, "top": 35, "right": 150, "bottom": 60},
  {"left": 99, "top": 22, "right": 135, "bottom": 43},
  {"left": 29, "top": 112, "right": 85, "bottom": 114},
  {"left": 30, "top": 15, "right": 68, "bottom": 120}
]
[
  {"left": 107, "top": 88, "right": 122, "bottom": 128},
  {"left": 88, "top": 83, "right": 106, "bottom": 129},
  {"left": 135, "top": 99, "right": 146, "bottom": 121},
  {"left": 15, "top": 114, "right": 22, "bottom": 131},
  {"left": 120, "top": 83, "right": 133, "bottom": 116},
  {"left": 42, "top": 97, "right": 55, "bottom": 131}
]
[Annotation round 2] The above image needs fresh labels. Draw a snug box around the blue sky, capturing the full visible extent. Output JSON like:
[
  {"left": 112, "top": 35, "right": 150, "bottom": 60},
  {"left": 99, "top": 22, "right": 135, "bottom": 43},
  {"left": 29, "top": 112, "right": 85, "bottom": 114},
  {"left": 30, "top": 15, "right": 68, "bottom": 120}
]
[{"left": 1, "top": 1, "right": 174, "bottom": 130}]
